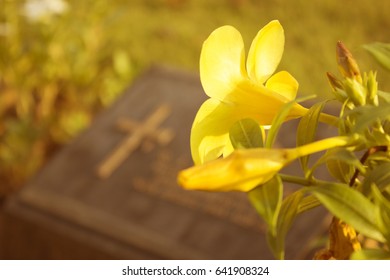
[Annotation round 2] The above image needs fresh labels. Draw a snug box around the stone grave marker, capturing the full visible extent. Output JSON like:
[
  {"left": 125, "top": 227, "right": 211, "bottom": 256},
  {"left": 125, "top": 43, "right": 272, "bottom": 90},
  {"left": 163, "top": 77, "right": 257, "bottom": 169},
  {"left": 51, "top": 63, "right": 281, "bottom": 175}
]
[{"left": 1, "top": 66, "right": 328, "bottom": 259}]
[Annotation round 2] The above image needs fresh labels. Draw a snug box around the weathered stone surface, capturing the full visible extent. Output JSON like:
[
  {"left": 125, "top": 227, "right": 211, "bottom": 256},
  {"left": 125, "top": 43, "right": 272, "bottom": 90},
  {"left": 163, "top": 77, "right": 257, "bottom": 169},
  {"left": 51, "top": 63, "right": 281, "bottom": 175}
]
[{"left": 1, "top": 66, "right": 327, "bottom": 259}]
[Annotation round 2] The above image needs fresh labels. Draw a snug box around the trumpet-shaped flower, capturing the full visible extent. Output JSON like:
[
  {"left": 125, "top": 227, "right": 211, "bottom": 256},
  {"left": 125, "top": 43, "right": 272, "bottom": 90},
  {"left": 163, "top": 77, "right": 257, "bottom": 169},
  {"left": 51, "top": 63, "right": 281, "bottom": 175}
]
[
  {"left": 180, "top": 136, "right": 354, "bottom": 192},
  {"left": 179, "top": 148, "right": 294, "bottom": 192},
  {"left": 191, "top": 20, "right": 308, "bottom": 165}
]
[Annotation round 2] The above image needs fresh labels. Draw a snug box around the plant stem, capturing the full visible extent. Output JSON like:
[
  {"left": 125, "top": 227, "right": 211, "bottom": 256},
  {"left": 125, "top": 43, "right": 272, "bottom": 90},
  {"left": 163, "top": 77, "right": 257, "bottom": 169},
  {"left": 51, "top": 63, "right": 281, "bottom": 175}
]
[
  {"left": 348, "top": 145, "right": 388, "bottom": 187},
  {"left": 280, "top": 173, "right": 331, "bottom": 186},
  {"left": 279, "top": 174, "right": 312, "bottom": 186},
  {"left": 319, "top": 112, "right": 339, "bottom": 126}
]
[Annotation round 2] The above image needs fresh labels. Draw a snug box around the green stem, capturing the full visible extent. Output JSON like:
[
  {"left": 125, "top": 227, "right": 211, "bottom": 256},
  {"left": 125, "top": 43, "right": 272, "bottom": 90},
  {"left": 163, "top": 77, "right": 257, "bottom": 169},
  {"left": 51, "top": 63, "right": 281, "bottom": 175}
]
[
  {"left": 280, "top": 173, "right": 330, "bottom": 186},
  {"left": 318, "top": 112, "right": 339, "bottom": 126},
  {"left": 349, "top": 145, "right": 388, "bottom": 187},
  {"left": 279, "top": 174, "right": 312, "bottom": 186}
]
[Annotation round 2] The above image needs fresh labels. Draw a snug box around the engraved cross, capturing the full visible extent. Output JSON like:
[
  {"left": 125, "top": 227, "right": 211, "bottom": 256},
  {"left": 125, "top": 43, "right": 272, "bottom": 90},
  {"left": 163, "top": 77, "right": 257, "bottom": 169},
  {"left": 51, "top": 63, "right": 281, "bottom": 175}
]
[{"left": 97, "top": 104, "right": 174, "bottom": 179}]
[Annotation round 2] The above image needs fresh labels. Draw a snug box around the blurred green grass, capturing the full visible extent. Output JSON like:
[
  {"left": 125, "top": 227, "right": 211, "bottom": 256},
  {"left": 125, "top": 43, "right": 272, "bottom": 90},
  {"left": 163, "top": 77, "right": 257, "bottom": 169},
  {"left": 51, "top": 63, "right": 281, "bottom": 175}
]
[{"left": 1, "top": 0, "right": 390, "bottom": 193}]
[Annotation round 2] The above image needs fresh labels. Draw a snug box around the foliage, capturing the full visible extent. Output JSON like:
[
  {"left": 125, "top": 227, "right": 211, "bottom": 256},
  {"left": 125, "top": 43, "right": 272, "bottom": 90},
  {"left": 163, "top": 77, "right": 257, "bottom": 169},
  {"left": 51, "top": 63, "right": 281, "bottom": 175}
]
[
  {"left": 178, "top": 21, "right": 390, "bottom": 259},
  {"left": 0, "top": 0, "right": 137, "bottom": 192}
]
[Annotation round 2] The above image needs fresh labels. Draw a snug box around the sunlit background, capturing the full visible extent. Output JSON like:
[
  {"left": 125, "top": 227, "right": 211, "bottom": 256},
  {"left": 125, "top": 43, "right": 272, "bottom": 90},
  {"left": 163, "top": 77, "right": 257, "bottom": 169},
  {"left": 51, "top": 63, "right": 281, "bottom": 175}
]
[{"left": 1, "top": 0, "right": 390, "bottom": 194}]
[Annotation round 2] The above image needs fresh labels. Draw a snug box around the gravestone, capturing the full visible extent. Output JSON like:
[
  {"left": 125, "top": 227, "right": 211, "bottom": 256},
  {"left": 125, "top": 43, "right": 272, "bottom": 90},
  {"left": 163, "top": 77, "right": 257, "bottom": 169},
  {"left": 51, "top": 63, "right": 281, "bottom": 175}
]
[{"left": 1, "top": 66, "right": 328, "bottom": 259}]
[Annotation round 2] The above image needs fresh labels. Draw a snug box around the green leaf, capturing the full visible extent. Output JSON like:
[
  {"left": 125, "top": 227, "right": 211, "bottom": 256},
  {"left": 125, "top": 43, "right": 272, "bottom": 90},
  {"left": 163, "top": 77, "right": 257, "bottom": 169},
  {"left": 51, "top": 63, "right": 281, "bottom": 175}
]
[
  {"left": 363, "top": 42, "right": 390, "bottom": 72},
  {"left": 345, "top": 103, "right": 390, "bottom": 133},
  {"left": 268, "top": 190, "right": 304, "bottom": 259},
  {"left": 362, "top": 162, "right": 390, "bottom": 196},
  {"left": 351, "top": 249, "right": 390, "bottom": 260},
  {"left": 297, "top": 194, "right": 321, "bottom": 214},
  {"left": 378, "top": 90, "right": 390, "bottom": 103},
  {"left": 309, "top": 147, "right": 363, "bottom": 183},
  {"left": 297, "top": 101, "right": 328, "bottom": 174},
  {"left": 371, "top": 184, "right": 390, "bottom": 242},
  {"left": 265, "top": 95, "right": 315, "bottom": 148},
  {"left": 366, "top": 126, "right": 390, "bottom": 146},
  {"left": 310, "top": 184, "right": 385, "bottom": 242},
  {"left": 248, "top": 175, "right": 283, "bottom": 232},
  {"left": 324, "top": 148, "right": 362, "bottom": 183},
  {"left": 326, "top": 157, "right": 354, "bottom": 184},
  {"left": 229, "top": 118, "right": 264, "bottom": 149}
]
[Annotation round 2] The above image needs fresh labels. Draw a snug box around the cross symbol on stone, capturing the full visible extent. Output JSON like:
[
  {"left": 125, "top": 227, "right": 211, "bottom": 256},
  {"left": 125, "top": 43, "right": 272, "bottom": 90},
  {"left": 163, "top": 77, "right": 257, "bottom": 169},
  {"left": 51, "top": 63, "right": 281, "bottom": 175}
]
[{"left": 97, "top": 104, "right": 174, "bottom": 179}]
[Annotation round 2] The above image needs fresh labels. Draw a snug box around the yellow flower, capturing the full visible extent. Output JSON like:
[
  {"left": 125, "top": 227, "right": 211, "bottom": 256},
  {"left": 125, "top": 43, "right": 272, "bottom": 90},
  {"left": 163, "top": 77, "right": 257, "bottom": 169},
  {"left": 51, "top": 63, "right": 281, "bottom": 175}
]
[
  {"left": 180, "top": 136, "right": 353, "bottom": 192},
  {"left": 191, "top": 20, "right": 307, "bottom": 165},
  {"left": 179, "top": 148, "right": 294, "bottom": 192}
]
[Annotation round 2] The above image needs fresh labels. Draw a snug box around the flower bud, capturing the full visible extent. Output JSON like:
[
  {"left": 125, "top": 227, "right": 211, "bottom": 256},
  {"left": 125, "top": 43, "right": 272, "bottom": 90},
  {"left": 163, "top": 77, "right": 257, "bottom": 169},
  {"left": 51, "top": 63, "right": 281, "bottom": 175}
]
[
  {"left": 178, "top": 148, "right": 292, "bottom": 192},
  {"left": 364, "top": 71, "right": 378, "bottom": 105},
  {"left": 178, "top": 136, "right": 353, "bottom": 192},
  {"left": 327, "top": 72, "right": 343, "bottom": 91},
  {"left": 336, "top": 41, "right": 362, "bottom": 83},
  {"left": 327, "top": 72, "right": 347, "bottom": 102},
  {"left": 343, "top": 78, "right": 366, "bottom": 106}
]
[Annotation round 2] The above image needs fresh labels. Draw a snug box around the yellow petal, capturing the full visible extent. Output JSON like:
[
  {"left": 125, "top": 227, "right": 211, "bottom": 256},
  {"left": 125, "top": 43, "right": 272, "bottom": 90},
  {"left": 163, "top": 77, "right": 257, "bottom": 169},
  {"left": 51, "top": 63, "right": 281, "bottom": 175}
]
[
  {"left": 190, "top": 82, "right": 307, "bottom": 165},
  {"left": 265, "top": 71, "right": 299, "bottom": 101},
  {"left": 227, "top": 79, "right": 306, "bottom": 124},
  {"left": 179, "top": 148, "right": 292, "bottom": 192},
  {"left": 190, "top": 98, "right": 238, "bottom": 165},
  {"left": 247, "top": 20, "right": 284, "bottom": 83},
  {"left": 200, "top": 25, "right": 247, "bottom": 101},
  {"left": 190, "top": 82, "right": 308, "bottom": 165}
]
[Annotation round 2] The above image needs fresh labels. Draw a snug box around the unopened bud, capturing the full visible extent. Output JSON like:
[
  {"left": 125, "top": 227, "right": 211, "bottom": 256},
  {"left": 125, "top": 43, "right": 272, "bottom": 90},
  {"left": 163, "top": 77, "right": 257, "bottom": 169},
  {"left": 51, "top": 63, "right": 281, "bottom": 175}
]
[
  {"left": 327, "top": 72, "right": 343, "bottom": 91},
  {"left": 327, "top": 72, "right": 347, "bottom": 102},
  {"left": 336, "top": 41, "right": 362, "bottom": 83},
  {"left": 344, "top": 78, "right": 366, "bottom": 106},
  {"left": 364, "top": 71, "right": 378, "bottom": 105}
]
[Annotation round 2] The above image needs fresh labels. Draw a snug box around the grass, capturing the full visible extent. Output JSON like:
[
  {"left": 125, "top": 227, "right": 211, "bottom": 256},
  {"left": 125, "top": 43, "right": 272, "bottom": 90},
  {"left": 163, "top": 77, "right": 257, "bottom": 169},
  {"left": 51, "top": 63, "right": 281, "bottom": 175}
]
[
  {"left": 112, "top": 0, "right": 390, "bottom": 95},
  {"left": 1, "top": 0, "right": 389, "bottom": 192}
]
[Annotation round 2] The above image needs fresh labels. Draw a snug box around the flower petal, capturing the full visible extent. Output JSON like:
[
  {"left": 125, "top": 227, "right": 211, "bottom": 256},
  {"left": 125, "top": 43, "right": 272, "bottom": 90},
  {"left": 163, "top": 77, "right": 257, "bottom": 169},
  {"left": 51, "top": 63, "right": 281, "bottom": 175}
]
[
  {"left": 190, "top": 98, "right": 238, "bottom": 165},
  {"left": 247, "top": 20, "right": 284, "bottom": 83},
  {"left": 227, "top": 79, "right": 305, "bottom": 124},
  {"left": 265, "top": 71, "right": 299, "bottom": 101},
  {"left": 200, "top": 25, "right": 247, "bottom": 101},
  {"left": 190, "top": 81, "right": 307, "bottom": 165}
]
